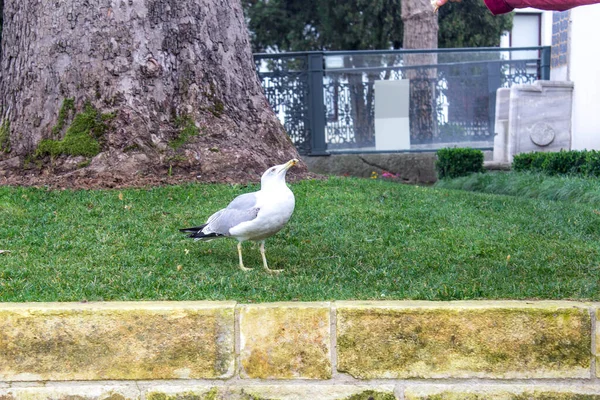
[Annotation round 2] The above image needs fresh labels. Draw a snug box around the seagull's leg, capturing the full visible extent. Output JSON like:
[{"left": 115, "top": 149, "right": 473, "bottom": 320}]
[
  {"left": 238, "top": 241, "right": 253, "bottom": 272},
  {"left": 260, "top": 241, "right": 282, "bottom": 274}
]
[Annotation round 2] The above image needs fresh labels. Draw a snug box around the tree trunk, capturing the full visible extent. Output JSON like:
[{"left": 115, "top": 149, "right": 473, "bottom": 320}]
[
  {"left": 346, "top": 73, "right": 375, "bottom": 148},
  {"left": 0, "top": 0, "right": 4, "bottom": 57},
  {"left": 401, "top": 0, "right": 439, "bottom": 142},
  {"left": 0, "top": 0, "right": 302, "bottom": 187},
  {"left": 344, "top": 57, "right": 382, "bottom": 149}
]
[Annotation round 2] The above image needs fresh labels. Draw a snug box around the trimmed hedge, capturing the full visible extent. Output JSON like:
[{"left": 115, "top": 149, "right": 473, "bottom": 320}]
[
  {"left": 512, "top": 150, "right": 600, "bottom": 177},
  {"left": 436, "top": 148, "right": 485, "bottom": 179}
]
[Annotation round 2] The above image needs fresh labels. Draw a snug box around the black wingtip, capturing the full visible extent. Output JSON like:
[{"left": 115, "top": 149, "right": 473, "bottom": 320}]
[
  {"left": 179, "top": 224, "right": 207, "bottom": 233},
  {"left": 187, "top": 231, "right": 225, "bottom": 240}
]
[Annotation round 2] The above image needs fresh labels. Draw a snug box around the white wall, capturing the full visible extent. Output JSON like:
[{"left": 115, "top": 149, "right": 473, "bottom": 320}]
[
  {"left": 500, "top": 10, "right": 552, "bottom": 67},
  {"left": 513, "top": 9, "right": 553, "bottom": 45},
  {"left": 569, "top": 4, "right": 600, "bottom": 150},
  {"left": 499, "top": 7, "right": 600, "bottom": 150}
]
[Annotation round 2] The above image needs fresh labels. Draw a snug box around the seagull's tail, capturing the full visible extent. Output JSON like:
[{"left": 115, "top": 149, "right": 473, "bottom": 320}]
[
  {"left": 179, "top": 224, "right": 224, "bottom": 241},
  {"left": 179, "top": 224, "right": 207, "bottom": 234}
]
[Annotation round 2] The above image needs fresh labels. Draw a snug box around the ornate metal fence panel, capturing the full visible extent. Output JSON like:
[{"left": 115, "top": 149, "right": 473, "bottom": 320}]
[
  {"left": 254, "top": 47, "right": 550, "bottom": 154},
  {"left": 254, "top": 54, "right": 311, "bottom": 155},
  {"left": 324, "top": 73, "right": 377, "bottom": 149}
]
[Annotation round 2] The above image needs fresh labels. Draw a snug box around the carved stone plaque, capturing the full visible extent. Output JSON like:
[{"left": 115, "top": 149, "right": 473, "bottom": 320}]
[{"left": 530, "top": 122, "right": 556, "bottom": 147}]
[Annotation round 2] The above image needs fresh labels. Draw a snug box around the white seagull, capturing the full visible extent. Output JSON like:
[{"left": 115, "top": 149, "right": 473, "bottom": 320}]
[{"left": 180, "top": 159, "right": 299, "bottom": 273}]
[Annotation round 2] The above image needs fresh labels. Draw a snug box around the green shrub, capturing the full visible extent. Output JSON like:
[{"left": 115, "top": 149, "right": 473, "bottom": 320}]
[
  {"left": 436, "top": 147, "right": 484, "bottom": 179},
  {"left": 541, "top": 150, "right": 587, "bottom": 175},
  {"left": 513, "top": 152, "right": 539, "bottom": 172},
  {"left": 529, "top": 152, "right": 547, "bottom": 172},
  {"left": 583, "top": 150, "right": 600, "bottom": 177},
  {"left": 512, "top": 150, "right": 598, "bottom": 177}
]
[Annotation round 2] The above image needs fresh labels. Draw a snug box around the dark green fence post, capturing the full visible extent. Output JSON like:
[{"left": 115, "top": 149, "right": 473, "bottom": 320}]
[
  {"left": 540, "top": 46, "right": 551, "bottom": 80},
  {"left": 487, "top": 61, "right": 502, "bottom": 137},
  {"left": 307, "top": 53, "right": 329, "bottom": 156}
]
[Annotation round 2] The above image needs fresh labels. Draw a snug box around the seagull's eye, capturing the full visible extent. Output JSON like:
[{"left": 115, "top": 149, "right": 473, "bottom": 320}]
[{"left": 270, "top": 168, "right": 276, "bottom": 173}]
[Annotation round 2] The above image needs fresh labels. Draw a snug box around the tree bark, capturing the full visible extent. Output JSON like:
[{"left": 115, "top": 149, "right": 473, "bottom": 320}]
[
  {"left": 346, "top": 73, "right": 376, "bottom": 147},
  {"left": 0, "top": 0, "right": 302, "bottom": 186},
  {"left": 0, "top": 0, "right": 4, "bottom": 57},
  {"left": 401, "top": 0, "right": 439, "bottom": 142}
]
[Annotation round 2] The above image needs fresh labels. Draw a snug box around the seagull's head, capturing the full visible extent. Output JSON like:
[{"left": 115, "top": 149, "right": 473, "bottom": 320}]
[{"left": 260, "top": 159, "right": 298, "bottom": 189}]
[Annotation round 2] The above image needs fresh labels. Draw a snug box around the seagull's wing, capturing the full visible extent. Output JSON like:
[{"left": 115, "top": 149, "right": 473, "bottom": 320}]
[
  {"left": 204, "top": 192, "right": 260, "bottom": 236},
  {"left": 225, "top": 192, "right": 258, "bottom": 211}
]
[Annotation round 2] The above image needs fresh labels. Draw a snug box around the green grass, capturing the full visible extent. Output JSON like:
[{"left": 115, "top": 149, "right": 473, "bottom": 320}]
[
  {"left": 435, "top": 171, "right": 600, "bottom": 206},
  {"left": 1, "top": 177, "right": 600, "bottom": 302}
]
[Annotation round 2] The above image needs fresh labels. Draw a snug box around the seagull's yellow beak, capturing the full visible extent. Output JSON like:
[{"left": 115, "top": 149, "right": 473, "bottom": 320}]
[{"left": 283, "top": 159, "right": 299, "bottom": 170}]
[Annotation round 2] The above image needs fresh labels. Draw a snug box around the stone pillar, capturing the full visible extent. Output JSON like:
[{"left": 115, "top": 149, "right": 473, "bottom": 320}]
[
  {"left": 493, "top": 81, "right": 574, "bottom": 163},
  {"left": 492, "top": 88, "right": 511, "bottom": 163},
  {"left": 507, "top": 80, "right": 574, "bottom": 162}
]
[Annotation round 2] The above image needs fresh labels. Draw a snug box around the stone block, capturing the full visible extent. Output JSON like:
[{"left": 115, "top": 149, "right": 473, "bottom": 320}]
[
  {"left": 595, "top": 307, "right": 600, "bottom": 378},
  {"left": 336, "top": 301, "right": 591, "bottom": 379},
  {"left": 0, "top": 386, "right": 139, "bottom": 400},
  {"left": 0, "top": 301, "right": 235, "bottom": 381},
  {"left": 303, "top": 153, "right": 438, "bottom": 184},
  {"left": 493, "top": 88, "right": 510, "bottom": 163},
  {"left": 506, "top": 80, "right": 574, "bottom": 162},
  {"left": 239, "top": 302, "right": 331, "bottom": 379},
  {"left": 404, "top": 384, "right": 600, "bottom": 400},
  {"left": 146, "top": 385, "right": 397, "bottom": 400}
]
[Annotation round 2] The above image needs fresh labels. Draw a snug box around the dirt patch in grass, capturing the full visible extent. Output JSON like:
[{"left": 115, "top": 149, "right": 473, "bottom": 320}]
[{"left": 0, "top": 166, "right": 319, "bottom": 190}]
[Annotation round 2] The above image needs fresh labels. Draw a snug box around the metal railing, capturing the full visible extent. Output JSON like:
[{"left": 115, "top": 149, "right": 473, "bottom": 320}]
[{"left": 254, "top": 47, "right": 551, "bottom": 155}]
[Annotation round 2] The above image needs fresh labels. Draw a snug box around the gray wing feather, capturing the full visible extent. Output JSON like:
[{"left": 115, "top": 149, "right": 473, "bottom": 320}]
[
  {"left": 226, "top": 192, "right": 258, "bottom": 210},
  {"left": 203, "top": 192, "right": 260, "bottom": 235},
  {"left": 205, "top": 208, "right": 259, "bottom": 235}
]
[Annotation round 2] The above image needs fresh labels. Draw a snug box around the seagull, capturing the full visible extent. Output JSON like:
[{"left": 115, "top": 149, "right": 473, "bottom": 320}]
[{"left": 180, "top": 159, "right": 299, "bottom": 273}]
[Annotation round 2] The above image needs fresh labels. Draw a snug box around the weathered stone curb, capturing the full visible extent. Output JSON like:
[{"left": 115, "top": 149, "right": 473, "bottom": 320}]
[
  {"left": 239, "top": 302, "right": 331, "bottom": 379},
  {"left": 403, "top": 384, "right": 600, "bottom": 399},
  {"left": 337, "top": 301, "right": 591, "bottom": 379},
  {"left": 3, "top": 383, "right": 600, "bottom": 400},
  {"left": 0, "top": 301, "right": 236, "bottom": 381},
  {"left": 0, "top": 300, "right": 599, "bottom": 399}
]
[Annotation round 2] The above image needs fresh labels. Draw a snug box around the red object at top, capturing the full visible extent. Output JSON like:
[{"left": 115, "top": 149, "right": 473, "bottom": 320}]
[{"left": 484, "top": 0, "right": 599, "bottom": 14}]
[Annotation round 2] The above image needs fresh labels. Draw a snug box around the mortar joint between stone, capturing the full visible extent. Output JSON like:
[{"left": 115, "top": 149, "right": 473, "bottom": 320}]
[
  {"left": 394, "top": 383, "right": 406, "bottom": 400},
  {"left": 331, "top": 303, "right": 338, "bottom": 379},
  {"left": 591, "top": 306, "right": 597, "bottom": 381},
  {"left": 234, "top": 304, "right": 242, "bottom": 380}
]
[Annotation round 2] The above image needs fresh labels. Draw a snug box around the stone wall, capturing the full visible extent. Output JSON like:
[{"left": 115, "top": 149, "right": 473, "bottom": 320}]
[
  {"left": 303, "top": 151, "right": 495, "bottom": 184},
  {"left": 303, "top": 153, "right": 439, "bottom": 184},
  {"left": 1, "top": 301, "right": 599, "bottom": 399},
  {"left": 492, "top": 81, "right": 574, "bottom": 164}
]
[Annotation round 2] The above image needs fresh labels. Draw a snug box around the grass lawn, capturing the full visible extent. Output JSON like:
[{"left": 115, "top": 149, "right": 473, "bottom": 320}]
[
  {"left": 1, "top": 176, "right": 599, "bottom": 302},
  {"left": 436, "top": 171, "right": 600, "bottom": 206}
]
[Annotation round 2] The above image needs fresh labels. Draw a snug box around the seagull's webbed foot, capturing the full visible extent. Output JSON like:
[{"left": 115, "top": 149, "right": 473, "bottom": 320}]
[
  {"left": 260, "top": 241, "right": 283, "bottom": 274},
  {"left": 238, "top": 242, "right": 253, "bottom": 272}
]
